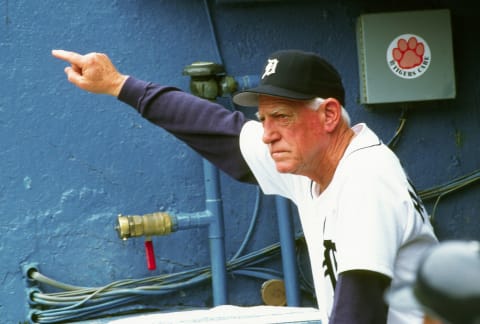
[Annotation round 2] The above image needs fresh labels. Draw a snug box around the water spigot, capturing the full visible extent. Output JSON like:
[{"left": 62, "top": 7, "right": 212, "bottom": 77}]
[
  {"left": 115, "top": 212, "right": 173, "bottom": 240},
  {"left": 115, "top": 212, "right": 174, "bottom": 271}
]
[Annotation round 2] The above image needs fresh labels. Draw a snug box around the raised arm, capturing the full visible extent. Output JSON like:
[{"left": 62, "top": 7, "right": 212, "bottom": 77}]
[
  {"left": 118, "top": 77, "right": 256, "bottom": 183},
  {"left": 52, "top": 50, "right": 256, "bottom": 183}
]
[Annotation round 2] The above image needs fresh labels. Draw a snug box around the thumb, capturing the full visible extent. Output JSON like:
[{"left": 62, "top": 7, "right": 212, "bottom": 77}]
[{"left": 64, "top": 66, "right": 87, "bottom": 90}]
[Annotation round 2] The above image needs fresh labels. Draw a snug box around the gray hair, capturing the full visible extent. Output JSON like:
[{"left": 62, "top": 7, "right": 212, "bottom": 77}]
[{"left": 307, "top": 97, "right": 351, "bottom": 126}]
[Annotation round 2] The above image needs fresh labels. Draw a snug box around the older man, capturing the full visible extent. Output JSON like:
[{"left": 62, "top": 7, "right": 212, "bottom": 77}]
[{"left": 52, "top": 49, "right": 438, "bottom": 324}]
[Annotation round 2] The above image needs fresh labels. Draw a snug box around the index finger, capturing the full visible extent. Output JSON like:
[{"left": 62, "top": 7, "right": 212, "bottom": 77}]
[{"left": 51, "top": 49, "right": 85, "bottom": 66}]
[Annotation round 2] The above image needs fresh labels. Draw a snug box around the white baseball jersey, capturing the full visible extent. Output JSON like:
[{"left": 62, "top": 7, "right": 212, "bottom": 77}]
[{"left": 239, "top": 121, "right": 438, "bottom": 324}]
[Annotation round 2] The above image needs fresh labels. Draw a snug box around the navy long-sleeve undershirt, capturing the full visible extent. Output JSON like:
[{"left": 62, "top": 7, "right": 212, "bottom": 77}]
[
  {"left": 118, "top": 76, "right": 256, "bottom": 184},
  {"left": 117, "top": 76, "right": 392, "bottom": 323}
]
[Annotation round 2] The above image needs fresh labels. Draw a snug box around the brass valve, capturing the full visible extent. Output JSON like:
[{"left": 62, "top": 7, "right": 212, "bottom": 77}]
[{"left": 115, "top": 212, "right": 174, "bottom": 240}]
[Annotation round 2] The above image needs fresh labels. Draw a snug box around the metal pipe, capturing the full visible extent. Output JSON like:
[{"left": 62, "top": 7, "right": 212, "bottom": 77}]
[
  {"left": 234, "top": 75, "right": 260, "bottom": 92},
  {"left": 274, "top": 196, "right": 301, "bottom": 306},
  {"left": 173, "top": 211, "right": 212, "bottom": 231},
  {"left": 201, "top": 0, "right": 295, "bottom": 305},
  {"left": 203, "top": 160, "right": 228, "bottom": 305},
  {"left": 200, "top": 2, "right": 229, "bottom": 303}
]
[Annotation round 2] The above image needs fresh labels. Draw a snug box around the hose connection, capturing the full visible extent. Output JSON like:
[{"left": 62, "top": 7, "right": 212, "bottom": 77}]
[{"left": 115, "top": 212, "right": 174, "bottom": 240}]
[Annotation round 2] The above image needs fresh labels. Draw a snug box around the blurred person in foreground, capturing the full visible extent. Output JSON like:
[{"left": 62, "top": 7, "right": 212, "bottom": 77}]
[{"left": 386, "top": 240, "right": 480, "bottom": 324}]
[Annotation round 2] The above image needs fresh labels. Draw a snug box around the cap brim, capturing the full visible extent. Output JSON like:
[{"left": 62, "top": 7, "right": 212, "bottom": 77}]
[
  {"left": 384, "top": 284, "right": 422, "bottom": 312},
  {"left": 232, "top": 84, "right": 315, "bottom": 107}
]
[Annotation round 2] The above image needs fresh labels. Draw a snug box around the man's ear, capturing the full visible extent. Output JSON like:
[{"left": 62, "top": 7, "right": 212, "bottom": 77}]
[{"left": 323, "top": 98, "right": 342, "bottom": 132}]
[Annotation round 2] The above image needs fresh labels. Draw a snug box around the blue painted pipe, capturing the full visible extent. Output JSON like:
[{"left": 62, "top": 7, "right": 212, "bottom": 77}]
[
  {"left": 203, "top": 0, "right": 298, "bottom": 305},
  {"left": 167, "top": 160, "right": 228, "bottom": 305},
  {"left": 203, "top": 160, "right": 228, "bottom": 306},
  {"left": 234, "top": 75, "right": 260, "bottom": 92},
  {"left": 275, "top": 196, "right": 301, "bottom": 306},
  {"left": 202, "top": 0, "right": 229, "bottom": 304},
  {"left": 172, "top": 211, "right": 212, "bottom": 231}
]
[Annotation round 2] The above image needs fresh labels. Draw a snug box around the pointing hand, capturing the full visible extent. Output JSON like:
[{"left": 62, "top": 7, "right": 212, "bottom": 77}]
[{"left": 52, "top": 49, "right": 128, "bottom": 97}]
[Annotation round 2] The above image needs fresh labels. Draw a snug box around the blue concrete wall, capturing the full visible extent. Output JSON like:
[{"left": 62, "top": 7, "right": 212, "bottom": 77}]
[{"left": 0, "top": 0, "right": 479, "bottom": 322}]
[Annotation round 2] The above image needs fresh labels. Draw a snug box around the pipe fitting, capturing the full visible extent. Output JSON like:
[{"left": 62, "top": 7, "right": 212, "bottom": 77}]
[
  {"left": 115, "top": 212, "right": 173, "bottom": 240},
  {"left": 22, "top": 262, "right": 39, "bottom": 287},
  {"left": 182, "top": 61, "right": 237, "bottom": 100},
  {"left": 28, "top": 309, "right": 40, "bottom": 324},
  {"left": 26, "top": 287, "right": 41, "bottom": 306}
]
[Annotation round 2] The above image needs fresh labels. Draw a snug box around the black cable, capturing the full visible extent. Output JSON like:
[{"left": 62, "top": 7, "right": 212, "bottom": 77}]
[{"left": 387, "top": 107, "right": 408, "bottom": 149}]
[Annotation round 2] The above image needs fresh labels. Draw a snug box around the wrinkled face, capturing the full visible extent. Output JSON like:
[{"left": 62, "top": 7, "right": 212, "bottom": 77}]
[{"left": 257, "top": 96, "right": 326, "bottom": 176}]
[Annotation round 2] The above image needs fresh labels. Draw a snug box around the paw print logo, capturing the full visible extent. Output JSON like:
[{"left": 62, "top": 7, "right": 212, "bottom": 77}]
[
  {"left": 393, "top": 37, "right": 424, "bottom": 69},
  {"left": 387, "top": 34, "right": 431, "bottom": 79}
]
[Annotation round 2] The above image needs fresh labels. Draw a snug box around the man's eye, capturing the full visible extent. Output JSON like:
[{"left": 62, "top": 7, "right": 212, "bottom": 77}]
[{"left": 275, "top": 114, "right": 291, "bottom": 121}]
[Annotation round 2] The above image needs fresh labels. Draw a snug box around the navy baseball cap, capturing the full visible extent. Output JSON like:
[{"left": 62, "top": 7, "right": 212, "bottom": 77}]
[
  {"left": 232, "top": 49, "right": 345, "bottom": 107},
  {"left": 385, "top": 240, "right": 480, "bottom": 324}
]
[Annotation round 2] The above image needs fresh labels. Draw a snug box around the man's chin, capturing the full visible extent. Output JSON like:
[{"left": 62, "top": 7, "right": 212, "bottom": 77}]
[{"left": 275, "top": 164, "right": 295, "bottom": 174}]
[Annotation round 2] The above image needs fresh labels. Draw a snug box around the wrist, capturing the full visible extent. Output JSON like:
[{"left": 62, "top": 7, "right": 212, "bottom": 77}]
[{"left": 111, "top": 74, "right": 129, "bottom": 97}]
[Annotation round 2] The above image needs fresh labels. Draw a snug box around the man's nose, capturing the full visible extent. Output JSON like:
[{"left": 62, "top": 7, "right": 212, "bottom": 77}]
[{"left": 262, "top": 119, "right": 280, "bottom": 144}]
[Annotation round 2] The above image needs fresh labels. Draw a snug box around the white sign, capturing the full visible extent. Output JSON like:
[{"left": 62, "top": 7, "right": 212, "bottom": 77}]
[{"left": 387, "top": 34, "right": 431, "bottom": 79}]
